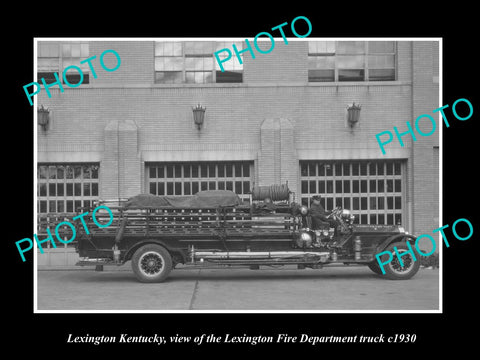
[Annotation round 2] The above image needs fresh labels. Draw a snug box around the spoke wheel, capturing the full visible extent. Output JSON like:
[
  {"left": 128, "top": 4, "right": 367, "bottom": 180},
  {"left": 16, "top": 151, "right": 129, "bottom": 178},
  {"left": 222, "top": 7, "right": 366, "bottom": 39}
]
[
  {"left": 378, "top": 241, "right": 420, "bottom": 280},
  {"left": 388, "top": 249, "right": 416, "bottom": 275},
  {"left": 131, "top": 244, "right": 172, "bottom": 283},
  {"left": 140, "top": 252, "right": 164, "bottom": 276}
]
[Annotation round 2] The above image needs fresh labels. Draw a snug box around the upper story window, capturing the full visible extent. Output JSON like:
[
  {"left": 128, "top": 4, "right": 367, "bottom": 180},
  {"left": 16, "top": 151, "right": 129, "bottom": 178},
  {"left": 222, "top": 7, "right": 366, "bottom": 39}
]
[
  {"left": 38, "top": 42, "right": 59, "bottom": 83},
  {"left": 367, "top": 41, "right": 396, "bottom": 81},
  {"left": 308, "top": 41, "right": 396, "bottom": 82},
  {"left": 37, "top": 42, "right": 90, "bottom": 84},
  {"left": 61, "top": 43, "right": 90, "bottom": 84},
  {"left": 214, "top": 41, "right": 243, "bottom": 83},
  {"left": 154, "top": 41, "right": 243, "bottom": 84},
  {"left": 185, "top": 41, "right": 214, "bottom": 83},
  {"left": 154, "top": 42, "right": 183, "bottom": 83}
]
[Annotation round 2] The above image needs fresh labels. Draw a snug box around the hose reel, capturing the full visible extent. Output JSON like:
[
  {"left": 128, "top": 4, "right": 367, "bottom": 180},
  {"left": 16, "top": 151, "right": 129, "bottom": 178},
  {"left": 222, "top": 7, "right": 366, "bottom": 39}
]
[{"left": 251, "top": 183, "right": 291, "bottom": 201}]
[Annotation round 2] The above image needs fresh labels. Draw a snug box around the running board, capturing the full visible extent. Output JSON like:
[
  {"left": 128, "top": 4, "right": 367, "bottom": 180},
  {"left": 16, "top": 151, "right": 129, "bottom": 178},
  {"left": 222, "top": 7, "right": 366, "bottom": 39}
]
[
  {"left": 192, "top": 250, "right": 331, "bottom": 263},
  {"left": 76, "top": 258, "right": 116, "bottom": 266}
]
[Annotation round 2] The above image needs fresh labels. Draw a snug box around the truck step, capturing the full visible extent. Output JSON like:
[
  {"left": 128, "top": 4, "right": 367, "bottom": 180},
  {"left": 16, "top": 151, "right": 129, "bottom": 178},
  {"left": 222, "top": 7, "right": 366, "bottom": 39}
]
[{"left": 76, "top": 259, "right": 116, "bottom": 266}]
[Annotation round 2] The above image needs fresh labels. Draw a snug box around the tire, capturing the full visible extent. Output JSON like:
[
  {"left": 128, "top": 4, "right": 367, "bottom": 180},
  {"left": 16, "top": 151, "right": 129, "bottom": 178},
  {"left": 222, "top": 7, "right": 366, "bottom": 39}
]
[
  {"left": 367, "top": 261, "right": 383, "bottom": 275},
  {"left": 376, "top": 241, "right": 420, "bottom": 280},
  {"left": 131, "top": 244, "right": 172, "bottom": 283}
]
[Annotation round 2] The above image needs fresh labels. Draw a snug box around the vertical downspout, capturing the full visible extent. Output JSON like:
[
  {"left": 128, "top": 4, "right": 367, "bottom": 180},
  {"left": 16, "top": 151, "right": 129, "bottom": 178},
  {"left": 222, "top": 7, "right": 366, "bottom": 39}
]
[
  {"left": 117, "top": 121, "right": 121, "bottom": 206},
  {"left": 408, "top": 41, "right": 414, "bottom": 234}
]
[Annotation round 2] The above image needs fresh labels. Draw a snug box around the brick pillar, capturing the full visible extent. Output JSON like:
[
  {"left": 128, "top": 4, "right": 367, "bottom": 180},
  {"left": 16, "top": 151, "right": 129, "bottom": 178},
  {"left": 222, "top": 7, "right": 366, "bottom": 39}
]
[
  {"left": 101, "top": 120, "right": 141, "bottom": 204},
  {"left": 101, "top": 120, "right": 120, "bottom": 202},
  {"left": 257, "top": 118, "right": 298, "bottom": 195},
  {"left": 119, "top": 120, "right": 142, "bottom": 199},
  {"left": 412, "top": 41, "right": 440, "bottom": 253},
  {"left": 279, "top": 118, "right": 298, "bottom": 197}
]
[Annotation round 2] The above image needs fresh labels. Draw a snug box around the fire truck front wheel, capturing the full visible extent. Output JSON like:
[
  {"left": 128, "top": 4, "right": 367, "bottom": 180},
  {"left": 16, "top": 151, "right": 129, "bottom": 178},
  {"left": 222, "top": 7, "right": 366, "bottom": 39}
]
[{"left": 131, "top": 244, "right": 173, "bottom": 283}]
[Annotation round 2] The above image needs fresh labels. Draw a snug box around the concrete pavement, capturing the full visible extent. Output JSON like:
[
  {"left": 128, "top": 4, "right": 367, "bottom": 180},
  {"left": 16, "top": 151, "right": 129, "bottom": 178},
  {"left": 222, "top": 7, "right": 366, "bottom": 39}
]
[{"left": 36, "top": 265, "right": 440, "bottom": 311}]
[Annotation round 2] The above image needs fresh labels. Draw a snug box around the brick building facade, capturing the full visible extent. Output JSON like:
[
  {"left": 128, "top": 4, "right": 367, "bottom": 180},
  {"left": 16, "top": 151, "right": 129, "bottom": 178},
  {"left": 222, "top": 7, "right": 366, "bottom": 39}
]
[{"left": 35, "top": 38, "right": 440, "bottom": 265}]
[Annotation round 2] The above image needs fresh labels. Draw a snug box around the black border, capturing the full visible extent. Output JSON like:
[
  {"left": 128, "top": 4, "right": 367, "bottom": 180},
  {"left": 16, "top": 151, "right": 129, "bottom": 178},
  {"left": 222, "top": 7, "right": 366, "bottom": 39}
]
[{"left": 7, "top": 7, "right": 478, "bottom": 355}]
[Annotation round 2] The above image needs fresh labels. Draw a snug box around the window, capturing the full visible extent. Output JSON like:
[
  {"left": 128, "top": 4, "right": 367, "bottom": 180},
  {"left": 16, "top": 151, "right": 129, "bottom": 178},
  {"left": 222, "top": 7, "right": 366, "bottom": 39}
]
[
  {"left": 147, "top": 161, "right": 253, "bottom": 202},
  {"left": 37, "top": 163, "right": 99, "bottom": 214},
  {"left": 337, "top": 41, "right": 365, "bottom": 81},
  {"left": 38, "top": 42, "right": 59, "bottom": 84},
  {"left": 300, "top": 160, "right": 404, "bottom": 225},
  {"left": 308, "top": 41, "right": 396, "bottom": 82},
  {"left": 61, "top": 43, "right": 90, "bottom": 84},
  {"left": 215, "top": 41, "right": 244, "bottom": 83},
  {"left": 307, "top": 41, "right": 335, "bottom": 82},
  {"left": 154, "top": 42, "right": 183, "bottom": 84},
  {"left": 368, "top": 41, "right": 396, "bottom": 81},
  {"left": 37, "top": 42, "right": 90, "bottom": 84},
  {"left": 185, "top": 41, "right": 214, "bottom": 84},
  {"left": 154, "top": 41, "right": 243, "bottom": 84}
]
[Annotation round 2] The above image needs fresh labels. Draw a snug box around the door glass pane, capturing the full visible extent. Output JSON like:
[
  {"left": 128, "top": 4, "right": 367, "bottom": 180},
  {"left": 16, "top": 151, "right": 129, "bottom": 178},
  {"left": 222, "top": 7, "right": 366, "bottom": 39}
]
[
  {"left": 39, "top": 183, "right": 47, "bottom": 196},
  {"left": 218, "top": 165, "right": 225, "bottom": 178},
  {"left": 150, "top": 182, "right": 156, "bottom": 195},
  {"left": 158, "top": 182, "right": 165, "bottom": 195}
]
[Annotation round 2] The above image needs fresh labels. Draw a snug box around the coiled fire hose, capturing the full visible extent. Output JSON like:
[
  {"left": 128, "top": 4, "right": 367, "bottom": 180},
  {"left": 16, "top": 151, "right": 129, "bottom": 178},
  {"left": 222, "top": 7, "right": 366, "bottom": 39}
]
[{"left": 251, "top": 184, "right": 290, "bottom": 201}]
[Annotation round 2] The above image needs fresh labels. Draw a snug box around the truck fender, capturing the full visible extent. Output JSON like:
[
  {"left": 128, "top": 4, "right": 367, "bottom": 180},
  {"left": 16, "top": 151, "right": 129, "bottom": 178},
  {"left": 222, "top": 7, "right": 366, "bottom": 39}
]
[
  {"left": 375, "top": 234, "right": 418, "bottom": 254},
  {"left": 124, "top": 239, "right": 188, "bottom": 264}
]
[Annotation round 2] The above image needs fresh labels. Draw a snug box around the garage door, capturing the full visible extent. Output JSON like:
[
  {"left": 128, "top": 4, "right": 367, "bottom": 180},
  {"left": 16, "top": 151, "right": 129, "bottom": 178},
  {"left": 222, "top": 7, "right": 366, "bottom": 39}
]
[
  {"left": 300, "top": 160, "right": 404, "bottom": 225},
  {"left": 147, "top": 161, "right": 253, "bottom": 203},
  {"left": 37, "top": 163, "right": 100, "bottom": 214}
]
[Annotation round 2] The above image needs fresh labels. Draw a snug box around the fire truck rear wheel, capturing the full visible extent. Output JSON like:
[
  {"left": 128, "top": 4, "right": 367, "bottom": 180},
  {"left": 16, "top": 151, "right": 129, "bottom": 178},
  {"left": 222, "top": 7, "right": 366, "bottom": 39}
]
[{"left": 131, "top": 244, "right": 173, "bottom": 283}]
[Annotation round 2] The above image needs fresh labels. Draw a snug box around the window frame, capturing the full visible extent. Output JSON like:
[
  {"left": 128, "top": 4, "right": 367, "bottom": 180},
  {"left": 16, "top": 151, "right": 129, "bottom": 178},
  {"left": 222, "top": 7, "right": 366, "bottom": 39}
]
[
  {"left": 37, "top": 42, "right": 91, "bottom": 85},
  {"left": 308, "top": 41, "right": 397, "bottom": 83},
  {"left": 154, "top": 41, "right": 244, "bottom": 84},
  {"left": 60, "top": 42, "right": 91, "bottom": 85}
]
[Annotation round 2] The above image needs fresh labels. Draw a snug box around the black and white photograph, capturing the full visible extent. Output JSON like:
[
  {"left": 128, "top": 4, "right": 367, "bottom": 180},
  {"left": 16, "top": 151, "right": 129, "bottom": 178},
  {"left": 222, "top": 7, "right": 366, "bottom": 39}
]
[
  {"left": 6, "top": 8, "right": 479, "bottom": 355},
  {"left": 33, "top": 37, "right": 441, "bottom": 313}
]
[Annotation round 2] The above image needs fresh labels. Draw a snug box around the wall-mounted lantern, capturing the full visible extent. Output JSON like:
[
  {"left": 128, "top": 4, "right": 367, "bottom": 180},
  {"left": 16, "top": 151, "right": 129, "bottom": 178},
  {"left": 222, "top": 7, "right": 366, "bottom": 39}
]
[
  {"left": 38, "top": 105, "right": 50, "bottom": 131},
  {"left": 346, "top": 102, "right": 361, "bottom": 128},
  {"left": 192, "top": 104, "right": 206, "bottom": 130}
]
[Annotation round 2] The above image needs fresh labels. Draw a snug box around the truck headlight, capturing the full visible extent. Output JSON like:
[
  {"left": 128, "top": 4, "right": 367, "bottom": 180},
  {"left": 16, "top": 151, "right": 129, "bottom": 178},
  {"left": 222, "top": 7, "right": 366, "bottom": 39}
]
[
  {"left": 296, "top": 230, "right": 313, "bottom": 247},
  {"left": 300, "top": 231, "right": 313, "bottom": 242}
]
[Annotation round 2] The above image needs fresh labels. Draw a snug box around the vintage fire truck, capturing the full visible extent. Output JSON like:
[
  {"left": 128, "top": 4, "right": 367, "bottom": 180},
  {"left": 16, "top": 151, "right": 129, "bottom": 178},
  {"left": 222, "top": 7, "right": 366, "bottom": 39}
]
[{"left": 73, "top": 188, "right": 420, "bottom": 282}]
